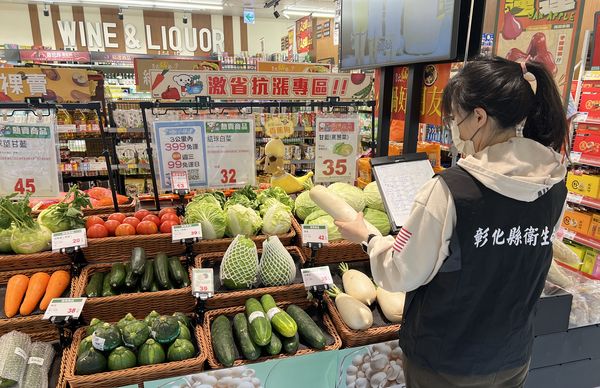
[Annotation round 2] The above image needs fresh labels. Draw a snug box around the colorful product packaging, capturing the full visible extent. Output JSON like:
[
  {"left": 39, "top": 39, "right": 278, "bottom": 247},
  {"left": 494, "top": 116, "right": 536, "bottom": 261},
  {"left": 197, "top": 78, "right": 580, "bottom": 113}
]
[
  {"left": 562, "top": 209, "right": 593, "bottom": 235},
  {"left": 567, "top": 172, "right": 600, "bottom": 199}
]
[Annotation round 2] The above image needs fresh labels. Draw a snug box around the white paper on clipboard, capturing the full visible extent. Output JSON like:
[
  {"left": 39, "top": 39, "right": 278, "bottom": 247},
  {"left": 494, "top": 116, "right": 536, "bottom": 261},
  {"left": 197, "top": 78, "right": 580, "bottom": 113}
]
[{"left": 373, "top": 159, "right": 434, "bottom": 230}]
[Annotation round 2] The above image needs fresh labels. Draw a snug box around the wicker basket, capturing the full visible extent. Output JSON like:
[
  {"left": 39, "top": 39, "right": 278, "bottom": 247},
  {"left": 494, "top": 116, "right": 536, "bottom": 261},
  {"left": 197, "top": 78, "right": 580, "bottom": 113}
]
[
  {"left": 0, "top": 266, "right": 74, "bottom": 341},
  {"left": 0, "top": 251, "right": 70, "bottom": 272},
  {"left": 62, "top": 315, "right": 206, "bottom": 388},
  {"left": 324, "top": 294, "right": 401, "bottom": 347},
  {"left": 72, "top": 258, "right": 195, "bottom": 322},
  {"left": 203, "top": 298, "right": 342, "bottom": 369},
  {"left": 293, "top": 217, "right": 368, "bottom": 265},
  {"left": 195, "top": 246, "right": 308, "bottom": 309},
  {"left": 82, "top": 233, "right": 186, "bottom": 263}
]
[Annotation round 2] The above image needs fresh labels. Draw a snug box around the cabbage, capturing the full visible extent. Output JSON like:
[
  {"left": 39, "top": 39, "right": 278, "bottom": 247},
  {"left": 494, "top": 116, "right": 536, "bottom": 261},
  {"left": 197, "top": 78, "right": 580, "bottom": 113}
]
[
  {"left": 327, "top": 182, "right": 365, "bottom": 212},
  {"left": 363, "top": 208, "right": 391, "bottom": 236},
  {"left": 294, "top": 191, "right": 321, "bottom": 221},
  {"left": 225, "top": 192, "right": 258, "bottom": 210},
  {"left": 363, "top": 181, "right": 385, "bottom": 212},
  {"left": 0, "top": 227, "right": 13, "bottom": 253},
  {"left": 189, "top": 193, "right": 222, "bottom": 209},
  {"left": 225, "top": 204, "right": 263, "bottom": 237},
  {"left": 11, "top": 224, "right": 52, "bottom": 254},
  {"left": 262, "top": 203, "right": 292, "bottom": 235},
  {"left": 37, "top": 185, "right": 90, "bottom": 233},
  {"left": 304, "top": 210, "right": 342, "bottom": 241},
  {"left": 257, "top": 187, "right": 294, "bottom": 212},
  {"left": 184, "top": 203, "right": 226, "bottom": 239}
]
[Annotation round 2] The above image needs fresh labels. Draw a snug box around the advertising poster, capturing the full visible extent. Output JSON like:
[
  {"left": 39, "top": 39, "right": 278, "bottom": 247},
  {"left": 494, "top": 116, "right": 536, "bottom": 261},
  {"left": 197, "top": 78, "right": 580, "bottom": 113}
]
[
  {"left": 296, "top": 16, "right": 313, "bottom": 54},
  {"left": 204, "top": 119, "right": 256, "bottom": 188},
  {"left": 494, "top": 0, "right": 584, "bottom": 100},
  {"left": 153, "top": 120, "right": 208, "bottom": 191},
  {"left": 150, "top": 70, "right": 373, "bottom": 101},
  {"left": 256, "top": 61, "right": 330, "bottom": 73},
  {"left": 315, "top": 116, "right": 360, "bottom": 184},
  {"left": 0, "top": 121, "right": 60, "bottom": 197},
  {"left": 134, "top": 58, "right": 220, "bottom": 92},
  {"left": 0, "top": 68, "right": 91, "bottom": 103},
  {"left": 420, "top": 63, "right": 452, "bottom": 127}
]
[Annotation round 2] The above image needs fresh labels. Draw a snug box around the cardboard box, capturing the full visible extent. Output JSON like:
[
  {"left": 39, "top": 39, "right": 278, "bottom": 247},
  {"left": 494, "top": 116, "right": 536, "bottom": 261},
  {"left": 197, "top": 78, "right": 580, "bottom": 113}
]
[
  {"left": 580, "top": 93, "right": 600, "bottom": 120},
  {"left": 591, "top": 214, "right": 600, "bottom": 239},
  {"left": 573, "top": 130, "right": 600, "bottom": 157},
  {"left": 566, "top": 172, "right": 600, "bottom": 199},
  {"left": 581, "top": 249, "right": 599, "bottom": 275},
  {"left": 562, "top": 209, "right": 593, "bottom": 235}
]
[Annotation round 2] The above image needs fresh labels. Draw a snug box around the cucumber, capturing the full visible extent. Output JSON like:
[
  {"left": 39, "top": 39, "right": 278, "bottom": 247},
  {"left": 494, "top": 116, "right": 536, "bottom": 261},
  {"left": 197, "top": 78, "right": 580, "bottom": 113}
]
[
  {"left": 245, "top": 298, "right": 271, "bottom": 346},
  {"left": 285, "top": 305, "right": 327, "bottom": 350},
  {"left": 150, "top": 281, "right": 159, "bottom": 292},
  {"left": 101, "top": 272, "right": 117, "bottom": 297},
  {"left": 140, "top": 260, "right": 155, "bottom": 292},
  {"left": 264, "top": 331, "right": 282, "bottom": 356},
  {"left": 85, "top": 272, "right": 104, "bottom": 297},
  {"left": 232, "top": 313, "right": 260, "bottom": 361},
  {"left": 109, "top": 263, "right": 126, "bottom": 289},
  {"left": 168, "top": 257, "right": 189, "bottom": 287},
  {"left": 282, "top": 332, "right": 299, "bottom": 354},
  {"left": 125, "top": 262, "right": 139, "bottom": 289},
  {"left": 154, "top": 253, "right": 170, "bottom": 289},
  {"left": 260, "top": 294, "right": 297, "bottom": 338},
  {"left": 210, "top": 315, "right": 236, "bottom": 367},
  {"left": 130, "top": 247, "right": 147, "bottom": 276}
]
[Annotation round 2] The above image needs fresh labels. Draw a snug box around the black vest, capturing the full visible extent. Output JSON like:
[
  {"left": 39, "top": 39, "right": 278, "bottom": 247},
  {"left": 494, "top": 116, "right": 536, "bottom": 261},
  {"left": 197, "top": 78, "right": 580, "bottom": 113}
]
[{"left": 399, "top": 166, "right": 567, "bottom": 376}]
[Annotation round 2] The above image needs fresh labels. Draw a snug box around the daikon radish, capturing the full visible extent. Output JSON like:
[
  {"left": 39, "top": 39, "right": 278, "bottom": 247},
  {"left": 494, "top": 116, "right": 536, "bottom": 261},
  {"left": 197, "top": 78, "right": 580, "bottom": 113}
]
[
  {"left": 339, "top": 263, "right": 376, "bottom": 306},
  {"left": 309, "top": 185, "right": 381, "bottom": 236},
  {"left": 376, "top": 287, "right": 405, "bottom": 323},
  {"left": 326, "top": 286, "right": 373, "bottom": 330}
]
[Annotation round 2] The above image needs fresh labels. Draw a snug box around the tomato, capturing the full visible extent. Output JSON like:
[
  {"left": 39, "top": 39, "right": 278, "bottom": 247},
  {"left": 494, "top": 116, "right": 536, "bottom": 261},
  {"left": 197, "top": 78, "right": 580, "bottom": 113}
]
[
  {"left": 87, "top": 224, "right": 108, "bottom": 238},
  {"left": 107, "top": 212, "right": 126, "bottom": 223},
  {"left": 158, "top": 207, "right": 177, "bottom": 219},
  {"left": 159, "top": 220, "right": 178, "bottom": 233},
  {"left": 160, "top": 213, "right": 180, "bottom": 225},
  {"left": 134, "top": 209, "right": 151, "bottom": 221},
  {"left": 104, "top": 220, "right": 121, "bottom": 236},
  {"left": 137, "top": 221, "right": 158, "bottom": 235},
  {"left": 142, "top": 214, "right": 161, "bottom": 227},
  {"left": 85, "top": 216, "right": 104, "bottom": 229},
  {"left": 115, "top": 223, "right": 136, "bottom": 236},
  {"left": 122, "top": 217, "right": 140, "bottom": 228}
]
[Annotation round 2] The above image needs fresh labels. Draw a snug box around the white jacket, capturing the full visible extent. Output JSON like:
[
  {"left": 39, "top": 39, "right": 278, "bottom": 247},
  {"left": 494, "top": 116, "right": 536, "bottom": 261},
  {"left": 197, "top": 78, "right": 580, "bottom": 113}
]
[{"left": 367, "top": 137, "right": 567, "bottom": 293}]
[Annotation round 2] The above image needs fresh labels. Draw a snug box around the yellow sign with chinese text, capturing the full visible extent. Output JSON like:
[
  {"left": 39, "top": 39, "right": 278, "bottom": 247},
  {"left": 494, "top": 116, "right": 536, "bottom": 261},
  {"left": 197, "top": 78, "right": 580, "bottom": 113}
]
[{"left": 0, "top": 68, "right": 91, "bottom": 103}]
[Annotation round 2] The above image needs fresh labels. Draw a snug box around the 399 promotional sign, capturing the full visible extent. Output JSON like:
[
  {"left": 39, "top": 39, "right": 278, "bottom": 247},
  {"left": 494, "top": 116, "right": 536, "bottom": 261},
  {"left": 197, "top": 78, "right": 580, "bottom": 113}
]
[
  {"left": 0, "top": 121, "right": 61, "bottom": 197},
  {"left": 315, "top": 116, "right": 360, "bottom": 184}
]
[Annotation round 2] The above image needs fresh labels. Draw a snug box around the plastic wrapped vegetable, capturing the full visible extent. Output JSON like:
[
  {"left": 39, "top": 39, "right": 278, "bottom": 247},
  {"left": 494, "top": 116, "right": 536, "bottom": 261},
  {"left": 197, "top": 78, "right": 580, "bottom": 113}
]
[
  {"left": 37, "top": 185, "right": 91, "bottom": 233},
  {"left": 0, "top": 331, "right": 32, "bottom": 387},
  {"left": 220, "top": 235, "right": 259, "bottom": 289},
  {"left": 22, "top": 342, "right": 55, "bottom": 388},
  {"left": 259, "top": 236, "right": 296, "bottom": 287}
]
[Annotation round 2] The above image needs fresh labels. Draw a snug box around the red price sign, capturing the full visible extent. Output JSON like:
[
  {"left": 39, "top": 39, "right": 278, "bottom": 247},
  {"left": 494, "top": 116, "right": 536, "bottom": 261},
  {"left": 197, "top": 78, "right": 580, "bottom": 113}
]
[
  {"left": 220, "top": 169, "right": 237, "bottom": 184},
  {"left": 322, "top": 159, "right": 347, "bottom": 177},
  {"left": 165, "top": 142, "right": 187, "bottom": 151},
  {"left": 14, "top": 178, "right": 35, "bottom": 194}
]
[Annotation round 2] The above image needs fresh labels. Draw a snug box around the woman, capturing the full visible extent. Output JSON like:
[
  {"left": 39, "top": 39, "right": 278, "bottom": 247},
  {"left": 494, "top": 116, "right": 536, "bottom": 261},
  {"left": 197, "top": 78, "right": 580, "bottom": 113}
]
[{"left": 336, "top": 56, "right": 568, "bottom": 388}]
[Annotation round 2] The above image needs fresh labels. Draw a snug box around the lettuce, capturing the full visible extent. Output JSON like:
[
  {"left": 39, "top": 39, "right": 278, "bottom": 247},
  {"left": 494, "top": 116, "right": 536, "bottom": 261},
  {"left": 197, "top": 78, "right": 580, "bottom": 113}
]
[
  {"left": 294, "top": 191, "right": 321, "bottom": 221},
  {"left": 257, "top": 187, "right": 294, "bottom": 213},
  {"left": 363, "top": 208, "right": 391, "bottom": 236},
  {"left": 262, "top": 203, "right": 292, "bottom": 235},
  {"left": 327, "top": 182, "right": 365, "bottom": 212},
  {"left": 225, "top": 204, "right": 263, "bottom": 238},
  {"left": 363, "top": 181, "right": 385, "bottom": 212},
  {"left": 185, "top": 203, "right": 227, "bottom": 239}
]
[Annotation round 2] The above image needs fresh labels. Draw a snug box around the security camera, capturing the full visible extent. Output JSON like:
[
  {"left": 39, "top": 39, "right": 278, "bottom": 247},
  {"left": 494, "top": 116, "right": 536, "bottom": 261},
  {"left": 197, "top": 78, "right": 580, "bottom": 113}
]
[
  {"left": 118, "top": 8, "right": 123, "bottom": 20},
  {"left": 274, "top": 10, "right": 280, "bottom": 18},
  {"left": 43, "top": 4, "right": 49, "bottom": 17},
  {"left": 183, "top": 15, "right": 188, "bottom": 24}
]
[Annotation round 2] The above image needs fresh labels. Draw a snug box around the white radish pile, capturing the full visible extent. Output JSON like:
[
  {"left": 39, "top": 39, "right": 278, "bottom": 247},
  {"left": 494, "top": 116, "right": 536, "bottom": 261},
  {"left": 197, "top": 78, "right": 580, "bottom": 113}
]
[
  {"left": 340, "top": 262, "right": 377, "bottom": 306},
  {"left": 345, "top": 341, "right": 406, "bottom": 388},
  {"left": 183, "top": 366, "right": 260, "bottom": 388},
  {"left": 328, "top": 285, "right": 374, "bottom": 330},
  {"left": 376, "top": 287, "right": 405, "bottom": 323}
]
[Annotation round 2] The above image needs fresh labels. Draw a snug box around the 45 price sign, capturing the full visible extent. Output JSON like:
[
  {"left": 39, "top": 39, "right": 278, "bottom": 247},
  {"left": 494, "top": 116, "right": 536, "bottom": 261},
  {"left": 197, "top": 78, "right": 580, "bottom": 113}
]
[{"left": 13, "top": 178, "right": 36, "bottom": 194}]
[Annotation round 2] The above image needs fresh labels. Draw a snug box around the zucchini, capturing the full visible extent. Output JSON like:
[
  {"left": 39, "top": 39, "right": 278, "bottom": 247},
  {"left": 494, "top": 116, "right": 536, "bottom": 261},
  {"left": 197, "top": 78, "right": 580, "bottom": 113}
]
[
  {"left": 101, "top": 273, "right": 117, "bottom": 297},
  {"left": 282, "top": 332, "right": 300, "bottom": 354},
  {"left": 140, "top": 260, "right": 155, "bottom": 292},
  {"left": 260, "top": 294, "right": 297, "bottom": 338},
  {"left": 233, "top": 313, "right": 260, "bottom": 361},
  {"left": 154, "top": 253, "right": 170, "bottom": 289},
  {"left": 124, "top": 262, "right": 138, "bottom": 289},
  {"left": 245, "top": 298, "right": 271, "bottom": 346},
  {"left": 210, "top": 315, "right": 236, "bottom": 367},
  {"left": 150, "top": 281, "right": 159, "bottom": 292},
  {"left": 286, "top": 304, "right": 327, "bottom": 350},
  {"left": 264, "top": 331, "right": 282, "bottom": 356},
  {"left": 130, "top": 247, "right": 147, "bottom": 276},
  {"left": 109, "top": 263, "right": 126, "bottom": 289},
  {"left": 85, "top": 272, "right": 104, "bottom": 297},
  {"left": 168, "top": 257, "right": 189, "bottom": 287}
]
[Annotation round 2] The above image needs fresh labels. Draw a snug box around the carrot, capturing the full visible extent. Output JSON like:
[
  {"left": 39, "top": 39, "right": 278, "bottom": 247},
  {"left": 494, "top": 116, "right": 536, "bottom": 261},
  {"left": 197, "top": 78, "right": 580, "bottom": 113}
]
[
  {"left": 39, "top": 270, "right": 71, "bottom": 311},
  {"left": 19, "top": 272, "right": 51, "bottom": 316},
  {"left": 4, "top": 275, "right": 29, "bottom": 318}
]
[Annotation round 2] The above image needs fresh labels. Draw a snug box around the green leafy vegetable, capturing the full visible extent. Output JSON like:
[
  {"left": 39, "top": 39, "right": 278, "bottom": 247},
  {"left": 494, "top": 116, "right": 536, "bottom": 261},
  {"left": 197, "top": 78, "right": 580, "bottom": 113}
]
[
  {"left": 362, "top": 208, "right": 391, "bottom": 236},
  {"left": 188, "top": 193, "right": 222, "bottom": 209},
  {"left": 224, "top": 192, "right": 258, "bottom": 210},
  {"left": 220, "top": 235, "right": 259, "bottom": 289},
  {"left": 304, "top": 210, "right": 342, "bottom": 241},
  {"left": 0, "top": 193, "right": 51, "bottom": 254},
  {"left": 363, "top": 181, "right": 385, "bottom": 212},
  {"left": 0, "top": 227, "right": 13, "bottom": 253},
  {"left": 38, "top": 185, "right": 91, "bottom": 233},
  {"left": 327, "top": 182, "right": 365, "bottom": 212},
  {"left": 262, "top": 203, "right": 291, "bottom": 235},
  {"left": 225, "top": 204, "right": 262, "bottom": 238},
  {"left": 185, "top": 202, "right": 227, "bottom": 239},
  {"left": 294, "top": 191, "right": 321, "bottom": 221},
  {"left": 257, "top": 186, "right": 294, "bottom": 212}
]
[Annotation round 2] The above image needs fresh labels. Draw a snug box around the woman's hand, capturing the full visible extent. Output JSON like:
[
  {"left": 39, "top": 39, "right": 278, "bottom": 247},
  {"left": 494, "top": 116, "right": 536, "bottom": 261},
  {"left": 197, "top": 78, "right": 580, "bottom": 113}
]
[{"left": 334, "top": 212, "right": 370, "bottom": 244}]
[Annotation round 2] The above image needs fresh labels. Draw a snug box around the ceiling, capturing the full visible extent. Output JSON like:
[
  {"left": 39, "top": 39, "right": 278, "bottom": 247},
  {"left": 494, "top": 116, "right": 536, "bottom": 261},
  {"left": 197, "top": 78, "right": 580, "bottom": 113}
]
[{"left": 7, "top": 0, "right": 338, "bottom": 19}]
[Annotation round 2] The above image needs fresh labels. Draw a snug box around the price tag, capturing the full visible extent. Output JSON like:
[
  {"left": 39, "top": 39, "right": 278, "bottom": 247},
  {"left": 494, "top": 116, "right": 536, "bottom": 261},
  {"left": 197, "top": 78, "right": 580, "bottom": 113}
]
[
  {"left": 52, "top": 228, "right": 87, "bottom": 252},
  {"left": 302, "top": 225, "right": 329, "bottom": 245},
  {"left": 192, "top": 268, "right": 214, "bottom": 297},
  {"left": 567, "top": 192, "right": 584, "bottom": 204},
  {"left": 560, "top": 228, "right": 576, "bottom": 241},
  {"left": 314, "top": 116, "right": 359, "bottom": 184},
  {"left": 571, "top": 152, "right": 582, "bottom": 163},
  {"left": 171, "top": 171, "right": 190, "bottom": 192},
  {"left": 43, "top": 297, "right": 86, "bottom": 320},
  {"left": 301, "top": 266, "right": 333, "bottom": 289},
  {"left": 172, "top": 223, "right": 202, "bottom": 242}
]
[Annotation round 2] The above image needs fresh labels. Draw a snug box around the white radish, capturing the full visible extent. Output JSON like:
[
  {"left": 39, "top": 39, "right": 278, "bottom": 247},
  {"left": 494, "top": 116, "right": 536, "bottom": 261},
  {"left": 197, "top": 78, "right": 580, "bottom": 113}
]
[
  {"left": 339, "top": 263, "right": 377, "bottom": 305},
  {"left": 327, "top": 285, "right": 373, "bottom": 330},
  {"left": 376, "top": 287, "right": 405, "bottom": 323},
  {"left": 309, "top": 185, "right": 381, "bottom": 236}
]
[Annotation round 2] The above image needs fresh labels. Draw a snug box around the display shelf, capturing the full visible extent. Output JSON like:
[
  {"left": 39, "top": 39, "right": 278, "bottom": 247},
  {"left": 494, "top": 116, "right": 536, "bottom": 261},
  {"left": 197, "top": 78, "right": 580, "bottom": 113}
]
[
  {"left": 105, "top": 127, "right": 145, "bottom": 133},
  {"left": 112, "top": 163, "right": 151, "bottom": 169},
  {"left": 291, "top": 159, "right": 315, "bottom": 164},
  {"left": 570, "top": 152, "right": 600, "bottom": 168},
  {"left": 62, "top": 174, "right": 109, "bottom": 182},
  {"left": 566, "top": 192, "right": 600, "bottom": 211},
  {"left": 559, "top": 227, "right": 600, "bottom": 251}
]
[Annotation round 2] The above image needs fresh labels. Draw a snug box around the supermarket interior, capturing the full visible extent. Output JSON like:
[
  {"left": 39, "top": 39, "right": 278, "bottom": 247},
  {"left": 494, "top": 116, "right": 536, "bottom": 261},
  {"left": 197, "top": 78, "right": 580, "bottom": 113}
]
[{"left": 0, "top": 0, "right": 599, "bottom": 387}]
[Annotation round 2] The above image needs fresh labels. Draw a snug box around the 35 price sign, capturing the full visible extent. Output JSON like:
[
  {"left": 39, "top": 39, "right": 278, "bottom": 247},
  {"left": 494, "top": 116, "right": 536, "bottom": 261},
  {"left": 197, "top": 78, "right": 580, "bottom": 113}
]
[
  {"left": 14, "top": 178, "right": 36, "bottom": 194},
  {"left": 315, "top": 117, "right": 359, "bottom": 184},
  {"left": 321, "top": 159, "right": 347, "bottom": 177}
]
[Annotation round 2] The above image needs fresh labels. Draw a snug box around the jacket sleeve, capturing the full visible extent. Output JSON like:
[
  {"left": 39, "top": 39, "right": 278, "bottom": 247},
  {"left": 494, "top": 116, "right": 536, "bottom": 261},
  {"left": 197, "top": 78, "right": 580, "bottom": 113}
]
[{"left": 367, "top": 177, "right": 457, "bottom": 293}]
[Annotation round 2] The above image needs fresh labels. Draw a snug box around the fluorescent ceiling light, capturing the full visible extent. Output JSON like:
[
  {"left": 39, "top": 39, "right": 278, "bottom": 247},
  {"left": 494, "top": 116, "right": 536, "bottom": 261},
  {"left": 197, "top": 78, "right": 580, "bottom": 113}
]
[
  {"left": 33, "top": 0, "right": 223, "bottom": 10},
  {"left": 287, "top": 5, "right": 334, "bottom": 12},
  {"left": 283, "top": 10, "right": 335, "bottom": 18}
]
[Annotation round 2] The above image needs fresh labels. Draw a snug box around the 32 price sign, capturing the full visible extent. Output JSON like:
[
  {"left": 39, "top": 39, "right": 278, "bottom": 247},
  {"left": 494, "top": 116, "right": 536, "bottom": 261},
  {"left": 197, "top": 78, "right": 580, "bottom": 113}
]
[{"left": 315, "top": 117, "right": 359, "bottom": 184}]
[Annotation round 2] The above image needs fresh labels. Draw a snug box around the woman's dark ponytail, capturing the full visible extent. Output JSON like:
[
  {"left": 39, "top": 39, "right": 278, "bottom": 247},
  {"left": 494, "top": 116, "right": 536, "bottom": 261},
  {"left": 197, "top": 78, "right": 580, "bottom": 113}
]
[{"left": 521, "top": 61, "right": 568, "bottom": 153}]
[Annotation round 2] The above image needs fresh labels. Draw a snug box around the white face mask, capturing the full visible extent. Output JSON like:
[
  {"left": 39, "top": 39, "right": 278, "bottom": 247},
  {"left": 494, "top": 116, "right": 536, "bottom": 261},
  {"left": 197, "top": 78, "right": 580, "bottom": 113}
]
[{"left": 450, "top": 115, "right": 482, "bottom": 156}]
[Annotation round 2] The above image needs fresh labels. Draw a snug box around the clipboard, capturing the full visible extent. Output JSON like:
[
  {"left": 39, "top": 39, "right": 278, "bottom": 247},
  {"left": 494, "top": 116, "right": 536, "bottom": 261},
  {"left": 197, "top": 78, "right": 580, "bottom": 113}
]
[{"left": 371, "top": 153, "right": 435, "bottom": 232}]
